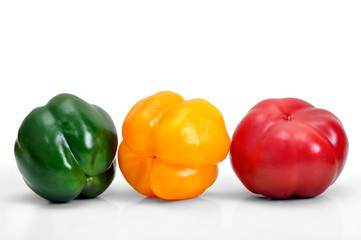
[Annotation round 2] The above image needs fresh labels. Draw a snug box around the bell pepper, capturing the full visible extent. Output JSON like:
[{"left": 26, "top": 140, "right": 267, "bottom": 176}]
[
  {"left": 14, "top": 93, "right": 118, "bottom": 202},
  {"left": 230, "top": 98, "right": 348, "bottom": 199},
  {"left": 118, "top": 91, "right": 230, "bottom": 200}
]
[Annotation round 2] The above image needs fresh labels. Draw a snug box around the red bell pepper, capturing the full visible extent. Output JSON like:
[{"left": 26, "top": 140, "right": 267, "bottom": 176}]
[{"left": 230, "top": 98, "right": 348, "bottom": 199}]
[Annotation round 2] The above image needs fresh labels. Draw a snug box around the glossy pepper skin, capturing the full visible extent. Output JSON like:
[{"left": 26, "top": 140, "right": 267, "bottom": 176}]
[
  {"left": 118, "top": 91, "right": 230, "bottom": 200},
  {"left": 15, "top": 93, "right": 118, "bottom": 202},
  {"left": 230, "top": 98, "right": 348, "bottom": 199}
]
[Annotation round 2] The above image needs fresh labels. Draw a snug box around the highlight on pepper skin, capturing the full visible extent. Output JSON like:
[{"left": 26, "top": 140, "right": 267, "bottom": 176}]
[{"left": 118, "top": 91, "right": 230, "bottom": 200}]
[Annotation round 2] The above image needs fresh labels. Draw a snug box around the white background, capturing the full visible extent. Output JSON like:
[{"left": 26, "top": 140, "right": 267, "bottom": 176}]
[{"left": 1, "top": 0, "right": 361, "bottom": 239}]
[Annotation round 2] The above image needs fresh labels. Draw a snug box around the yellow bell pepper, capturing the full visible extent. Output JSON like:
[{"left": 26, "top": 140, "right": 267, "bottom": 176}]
[{"left": 118, "top": 91, "right": 230, "bottom": 200}]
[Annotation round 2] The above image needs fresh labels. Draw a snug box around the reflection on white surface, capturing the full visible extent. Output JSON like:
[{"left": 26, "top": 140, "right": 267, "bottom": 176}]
[
  {"left": 119, "top": 197, "right": 222, "bottom": 239},
  {"left": 2, "top": 192, "right": 119, "bottom": 239},
  {"left": 2, "top": 167, "right": 360, "bottom": 240},
  {"left": 1, "top": 177, "right": 221, "bottom": 240},
  {"left": 231, "top": 195, "right": 342, "bottom": 240}
]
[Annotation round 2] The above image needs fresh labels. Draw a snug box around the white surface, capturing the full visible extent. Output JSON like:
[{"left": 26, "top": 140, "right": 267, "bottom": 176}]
[{"left": 1, "top": 0, "right": 361, "bottom": 239}]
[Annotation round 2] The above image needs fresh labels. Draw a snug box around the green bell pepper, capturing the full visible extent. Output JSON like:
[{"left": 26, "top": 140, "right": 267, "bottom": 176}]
[{"left": 14, "top": 93, "right": 118, "bottom": 202}]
